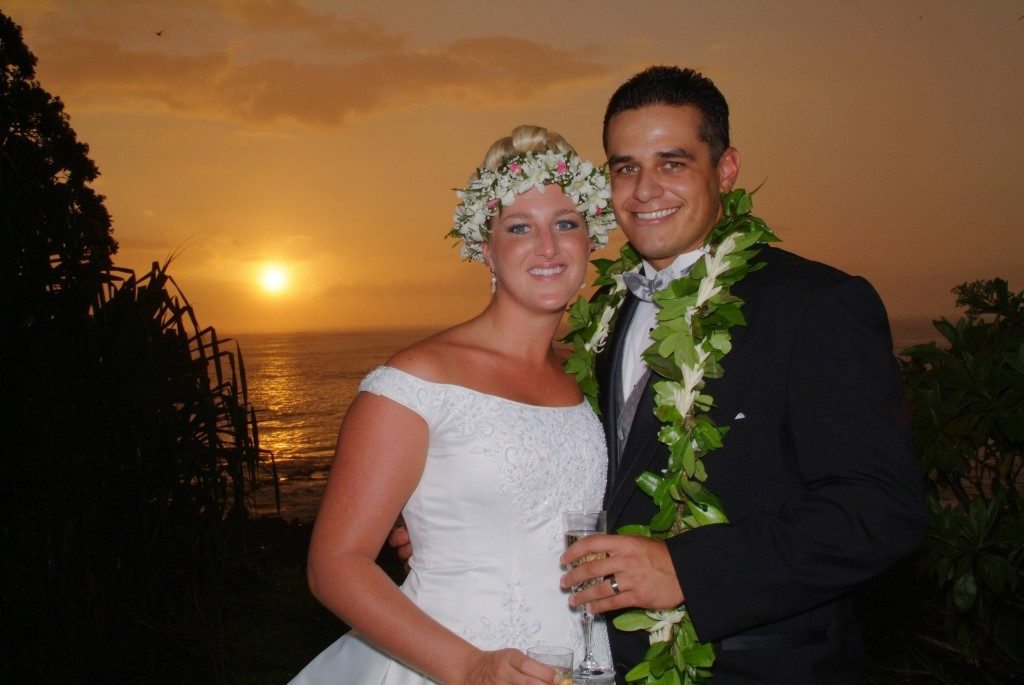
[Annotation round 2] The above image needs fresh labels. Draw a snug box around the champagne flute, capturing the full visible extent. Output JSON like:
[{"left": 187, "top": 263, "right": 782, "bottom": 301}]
[
  {"left": 527, "top": 645, "right": 573, "bottom": 685},
  {"left": 563, "top": 510, "right": 610, "bottom": 678}
]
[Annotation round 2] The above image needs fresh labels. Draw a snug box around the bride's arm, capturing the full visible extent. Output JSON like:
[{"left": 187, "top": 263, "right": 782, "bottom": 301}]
[{"left": 307, "top": 392, "right": 556, "bottom": 685}]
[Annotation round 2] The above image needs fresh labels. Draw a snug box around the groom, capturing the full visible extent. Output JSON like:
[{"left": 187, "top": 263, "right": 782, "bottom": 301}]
[{"left": 560, "top": 66, "right": 927, "bottom": 683}]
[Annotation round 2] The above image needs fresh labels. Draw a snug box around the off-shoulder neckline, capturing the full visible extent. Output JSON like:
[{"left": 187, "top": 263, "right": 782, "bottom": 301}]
[{"left": 366, "top": 365, "right": 590, "bottom": 411}]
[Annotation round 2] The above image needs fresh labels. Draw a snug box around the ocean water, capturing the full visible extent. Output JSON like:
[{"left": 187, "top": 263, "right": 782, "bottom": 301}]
[
  {"left": 235, "top": 318, "right": 943, "bottom": 521},
  {"left": 234, "top": 329, "right": 436, "bottom": 521}
]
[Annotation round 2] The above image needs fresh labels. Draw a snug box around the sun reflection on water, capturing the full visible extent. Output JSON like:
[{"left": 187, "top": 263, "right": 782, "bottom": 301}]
[{"left": 234, "top": 329, "right": 433, "bottom": 521}]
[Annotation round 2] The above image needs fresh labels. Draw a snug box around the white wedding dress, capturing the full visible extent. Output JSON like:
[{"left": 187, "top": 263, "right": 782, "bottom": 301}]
[{"left": 290, "top": 366, "right": 611, "bottom": 684}]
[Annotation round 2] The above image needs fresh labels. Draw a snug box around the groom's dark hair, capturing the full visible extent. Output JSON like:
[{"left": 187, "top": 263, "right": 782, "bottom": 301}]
[{"left": 603, "top": 66, "right": 731, "bottom": 164}]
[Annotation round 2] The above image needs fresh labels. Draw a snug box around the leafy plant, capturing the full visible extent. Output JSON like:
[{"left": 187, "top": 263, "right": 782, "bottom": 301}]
[
  {"left": 1, "top": 12, "right": 278, "bottom": 681},
  {"left": 866, "top": 279, "right": 1023, "bottom": 683}
]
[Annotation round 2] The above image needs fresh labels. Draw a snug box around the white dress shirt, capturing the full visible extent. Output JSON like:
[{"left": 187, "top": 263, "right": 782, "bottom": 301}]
[{"left": 620, "top": 248, "right": 706, "bottom": 403}]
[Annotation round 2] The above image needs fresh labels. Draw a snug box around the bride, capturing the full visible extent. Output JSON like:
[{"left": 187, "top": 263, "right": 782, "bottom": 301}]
[{"left": 290, "top": 125, "right": 616, "bottom": 684}]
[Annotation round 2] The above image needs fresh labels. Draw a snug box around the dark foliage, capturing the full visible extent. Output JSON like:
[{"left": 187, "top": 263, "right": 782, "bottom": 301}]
[
  {"left": 862, "top": 279, "right": 1024, "bottom": 683},
  {"left": 0, "top": 11, "right": 117, "bottom": 336},
  {"left": 1, "top": 11, "right": 277, "bottom": 682}
]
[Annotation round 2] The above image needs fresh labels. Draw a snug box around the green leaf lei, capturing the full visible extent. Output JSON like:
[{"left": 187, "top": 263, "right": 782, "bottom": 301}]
[{"left": 563, "top": 189, "right": 778, "bottom": 684}]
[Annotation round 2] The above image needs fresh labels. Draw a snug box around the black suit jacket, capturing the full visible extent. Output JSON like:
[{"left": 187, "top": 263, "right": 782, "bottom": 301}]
[{"left": 598, "top": 246, "right": 927, "bottom": 684}]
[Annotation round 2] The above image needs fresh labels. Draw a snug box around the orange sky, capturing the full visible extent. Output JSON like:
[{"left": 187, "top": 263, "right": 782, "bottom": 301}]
[{"left": 8, "top": 0, "right": 1024, "bottom": 332}]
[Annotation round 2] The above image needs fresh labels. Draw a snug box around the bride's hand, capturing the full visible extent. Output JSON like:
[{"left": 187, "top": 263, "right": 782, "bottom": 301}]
[{"left": 458, "top": 648, "right": 561, "bottom": 685}]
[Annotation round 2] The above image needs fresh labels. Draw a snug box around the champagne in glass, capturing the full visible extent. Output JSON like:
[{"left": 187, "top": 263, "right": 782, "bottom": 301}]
[{"left": 563, "top": 510, "right": 610, "bottom": 678}]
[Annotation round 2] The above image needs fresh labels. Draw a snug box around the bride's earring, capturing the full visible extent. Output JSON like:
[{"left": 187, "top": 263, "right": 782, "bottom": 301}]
[{"left": 490, "top": 270, "right": 497, "bottom": 294}]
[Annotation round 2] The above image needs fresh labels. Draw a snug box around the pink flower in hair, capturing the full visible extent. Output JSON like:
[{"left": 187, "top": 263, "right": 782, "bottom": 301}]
[
  {"left": 486, "top": 198, "right": 500, "bottom": 208},
  {"left": 555, "top": 160, "right": 569, "bottom": 174},
  {"left": 508, "top": 162, "right": 521, "bottom": 174}
]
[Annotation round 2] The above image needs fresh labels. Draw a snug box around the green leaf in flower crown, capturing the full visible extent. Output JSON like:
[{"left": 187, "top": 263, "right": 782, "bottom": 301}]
[{"left": 614, "top": 610, "right": 660, "bottom": 632}]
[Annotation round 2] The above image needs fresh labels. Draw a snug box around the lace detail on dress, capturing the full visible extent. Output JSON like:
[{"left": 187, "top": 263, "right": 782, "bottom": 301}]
[
  {"left": 458, "top": 577, "right": 542, "bottom": 651},
  {"left": 360, "top": 368, "right": 604, "bottom": 556},
  {"left": 479, "top": 404, "right": 606, "bottom": 551}
]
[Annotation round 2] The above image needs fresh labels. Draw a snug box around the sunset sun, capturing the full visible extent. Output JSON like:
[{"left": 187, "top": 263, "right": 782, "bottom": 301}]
[{"left": 259, "top": 264, "right": 289, "bottom": 294}]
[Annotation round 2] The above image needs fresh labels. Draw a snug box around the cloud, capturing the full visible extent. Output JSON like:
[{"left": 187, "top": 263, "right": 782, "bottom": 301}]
[
  {"left": 220, "top": 0, "right": 402, "bottom": 53},
  {"left": 30, "top": 8, "right": 609, "bottom": 127}
]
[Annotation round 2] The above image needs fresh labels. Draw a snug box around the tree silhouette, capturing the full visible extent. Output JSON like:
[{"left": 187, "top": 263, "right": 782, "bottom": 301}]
[
  {"left": 0, "top": 12, "right": 117, "bottom": 332},
  {"left": 1, "top": 11, "right": 272, "bottom": 681}
]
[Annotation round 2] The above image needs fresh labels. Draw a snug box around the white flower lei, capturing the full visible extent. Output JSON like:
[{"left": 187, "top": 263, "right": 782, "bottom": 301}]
[{"left": 448, "top": 149, "right": 616, "bottom": 262}]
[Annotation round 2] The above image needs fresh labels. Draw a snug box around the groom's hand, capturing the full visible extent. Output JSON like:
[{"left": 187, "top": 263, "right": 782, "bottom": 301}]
[
  {"left": 560, "top": 534, "right": 684, "bottom": 614},
  {"left": 386, "top": 518, "right": 412, "bottom": 570}
]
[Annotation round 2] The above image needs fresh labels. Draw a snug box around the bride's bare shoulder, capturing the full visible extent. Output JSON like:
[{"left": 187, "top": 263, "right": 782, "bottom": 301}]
[{"left": 386, "top": 324, "right": 476, "bottom": 382}]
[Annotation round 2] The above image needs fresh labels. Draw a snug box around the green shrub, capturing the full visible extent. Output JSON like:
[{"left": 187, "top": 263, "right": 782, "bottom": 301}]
[{"left": 866, "top": 279, "right": 1023, "bottom": 683}]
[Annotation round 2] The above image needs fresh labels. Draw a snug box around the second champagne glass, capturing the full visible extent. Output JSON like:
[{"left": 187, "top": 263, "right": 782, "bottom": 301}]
[
  {"left": 563, "top": 510, "right": 610, "bottom": 678},
  {"left": 526, "top": 645, "right": 573, "bottom": 685}
]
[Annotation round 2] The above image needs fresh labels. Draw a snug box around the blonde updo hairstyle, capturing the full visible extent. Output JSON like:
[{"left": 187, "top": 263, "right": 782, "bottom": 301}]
[{"left": 477, "top": 124, "right": 576, "bottom": 176}]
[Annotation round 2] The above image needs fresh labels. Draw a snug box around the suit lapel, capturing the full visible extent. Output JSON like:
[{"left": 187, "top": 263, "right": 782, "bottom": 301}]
[{"left": 606, "top": 375, "right": 662, "bottom": 527}]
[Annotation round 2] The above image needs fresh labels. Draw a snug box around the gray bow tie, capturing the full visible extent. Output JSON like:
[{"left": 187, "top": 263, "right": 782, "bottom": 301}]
[{"left": 622, "top": 270, "right": 670, "bottom": 303}]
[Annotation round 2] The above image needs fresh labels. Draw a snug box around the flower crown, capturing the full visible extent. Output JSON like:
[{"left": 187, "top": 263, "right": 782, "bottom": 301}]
[{"left": 449, "top": 149, "right": 616, "bottom": 262}]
